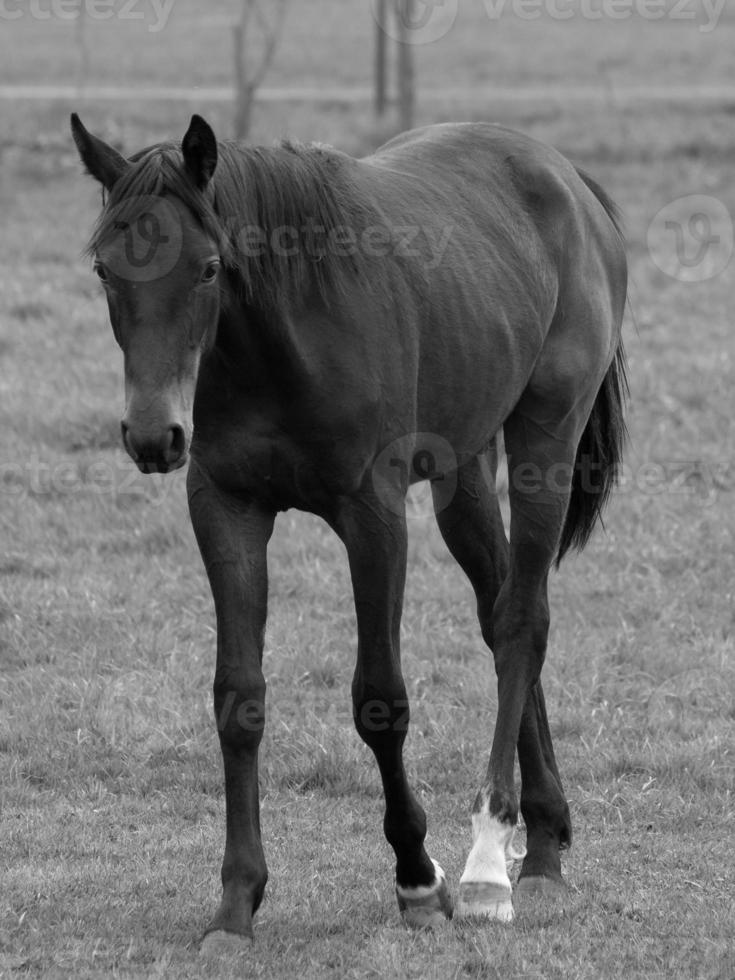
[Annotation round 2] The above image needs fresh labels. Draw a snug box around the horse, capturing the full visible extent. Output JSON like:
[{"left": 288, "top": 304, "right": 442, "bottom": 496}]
[{"left": 71, "top": 112, "right": 627, "bottom": 947}]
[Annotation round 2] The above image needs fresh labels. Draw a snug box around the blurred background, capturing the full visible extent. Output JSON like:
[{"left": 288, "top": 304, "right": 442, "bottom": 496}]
[
  {"left": 2, "top": 0, "right": 734, "bottom": 151},
  {"left": 1, "top": 3, "right": 733, "bottom": 976}
]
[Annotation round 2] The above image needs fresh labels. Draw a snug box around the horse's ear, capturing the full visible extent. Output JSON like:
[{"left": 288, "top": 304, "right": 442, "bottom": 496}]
[
  {"left": 70, "top": 113, "right": 130, "bottom": 191},
  {"left": 182, "top": 114, "right": 218, "bottom": 190}
]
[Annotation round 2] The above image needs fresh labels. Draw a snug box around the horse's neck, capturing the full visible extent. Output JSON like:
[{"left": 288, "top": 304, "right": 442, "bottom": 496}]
[{"left": 213, "top": 289, "right": 316, "bottom": 397}]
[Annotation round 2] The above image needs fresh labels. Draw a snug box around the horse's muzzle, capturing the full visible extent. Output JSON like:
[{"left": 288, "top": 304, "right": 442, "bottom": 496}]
[{"left": 121, "top": 420, "right": 188, "bottom": 474}]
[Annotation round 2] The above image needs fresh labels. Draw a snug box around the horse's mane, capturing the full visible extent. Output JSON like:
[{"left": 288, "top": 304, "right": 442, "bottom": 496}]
[{"left": 86, "top": 138, "right": 379, "bottom": 313}]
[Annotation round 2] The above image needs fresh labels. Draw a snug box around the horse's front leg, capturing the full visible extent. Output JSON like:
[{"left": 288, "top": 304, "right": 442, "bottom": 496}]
[
  {"left": 334, "top": 491, "right": 452, "bottom": 929},
  {"left": 187, "top": 461, "right": 275, "bottom": 947}
]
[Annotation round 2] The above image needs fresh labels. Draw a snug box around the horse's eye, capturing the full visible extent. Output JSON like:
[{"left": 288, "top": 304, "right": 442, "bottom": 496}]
[
  {"left": 201, "top": 261, "right": 220, "bottom": 284},
  {"left": 94, "top": 262, "right": 109, "bottom": 283}
]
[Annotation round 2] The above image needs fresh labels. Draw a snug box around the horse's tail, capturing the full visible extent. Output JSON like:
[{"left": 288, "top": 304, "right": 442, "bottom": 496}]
[
  {"left": 556, "top": 170, "right": 629, "bottom": 565},
  {"left": 574, "top": 167, "right": 624, "bottom": 239}
]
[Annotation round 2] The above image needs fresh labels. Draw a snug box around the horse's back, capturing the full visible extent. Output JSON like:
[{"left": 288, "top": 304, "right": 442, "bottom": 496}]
[{"left": 366, "top": 121, "right": 620, "bottom": 266}]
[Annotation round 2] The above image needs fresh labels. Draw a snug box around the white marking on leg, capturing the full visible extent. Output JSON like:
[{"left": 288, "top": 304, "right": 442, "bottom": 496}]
[
  {"left": 396, "top": 858, "right": 453, "bottom": 928},
  {"left": 461, "top": 812, "right": 512, "bottom": 886},
  {"left": 457, "top": 805, "right": 525, "bottom": 921},
  {"left": 395, "top": 859, "right": 446, "bottom": 900}
]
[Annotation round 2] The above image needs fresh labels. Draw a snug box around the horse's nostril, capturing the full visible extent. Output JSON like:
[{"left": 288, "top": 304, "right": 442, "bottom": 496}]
[
  {"left": 120, "top": 420, "right": 187, "bottom": 470},
  {"left": 168, "top": 424, "right": 186, "bottom": 459},
  {"left": 120, "top": 421, "right": 138, "bottom": 460}
]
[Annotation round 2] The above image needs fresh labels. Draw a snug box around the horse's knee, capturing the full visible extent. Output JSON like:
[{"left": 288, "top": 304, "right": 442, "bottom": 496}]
[{"left": 352, "top": 677, "right": 410, "bottom": 752}]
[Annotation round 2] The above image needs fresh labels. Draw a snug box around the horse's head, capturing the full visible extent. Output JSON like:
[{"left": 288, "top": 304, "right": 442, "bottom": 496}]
[{"left": 72, "top": 113, "right": 223, "bottom": 474}]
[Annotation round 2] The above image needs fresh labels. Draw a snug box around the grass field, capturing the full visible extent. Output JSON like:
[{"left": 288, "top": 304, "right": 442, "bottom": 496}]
[{"left": 1, "top": 3, "right": 735, "bottom": 978}]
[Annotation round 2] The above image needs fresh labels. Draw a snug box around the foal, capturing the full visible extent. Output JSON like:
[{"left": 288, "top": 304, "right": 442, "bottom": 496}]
[{"left": 73, "top": 112, "right": 626, "bottom": 943}]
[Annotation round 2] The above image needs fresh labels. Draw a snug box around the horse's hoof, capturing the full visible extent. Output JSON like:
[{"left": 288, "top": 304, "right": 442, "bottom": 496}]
[
  {"left": 200, "top": 929, "right": 253, "bottom": 956},
  {"left": 515, "top": 875, "right": 568, "bottom": 904},
  {"left": 396, "top": 861, "right": 453, "bottom": 929},
  {"left": 456, "top": 881, "right": 514, "bottom": 922}
]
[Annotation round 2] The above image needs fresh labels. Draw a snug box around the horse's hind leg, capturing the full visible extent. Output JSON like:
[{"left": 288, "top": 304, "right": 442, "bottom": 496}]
[
  {"left": 432, "top": 444, "right": 508, "bottom": 654},
  {"left": 434, "top": 445, "right": 570, "bottom": 917},
  {"left": 495, "top": 413, "right": 577, "bottom": 908},
  {"left": 515, "top": 680, "right": 571, "bottom": 900},
  {"left": 333, "top": 490, "right": 453, "bottom": 929}
]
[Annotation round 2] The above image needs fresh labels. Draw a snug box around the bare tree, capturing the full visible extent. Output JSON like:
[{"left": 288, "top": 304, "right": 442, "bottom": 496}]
[
  {"left": 233, "top": 0, "right": 289, "bottom": 141},
  {"left": 374, "top": 0, "right": 389, "bottom": 116},
  {"left": 396, "top": 0, "right": 415, "bottom": 132},
  {"left": 74, "top": 1, "right": 90, "bottom": 95},
  {"left": 374, "top": 0, "right": 416, "bottom": 130}
]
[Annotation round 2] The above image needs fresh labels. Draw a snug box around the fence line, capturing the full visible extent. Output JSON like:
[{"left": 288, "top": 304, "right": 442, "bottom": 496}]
[{"left": 2, "top": 83, "right": 735, "bottom": 105}]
